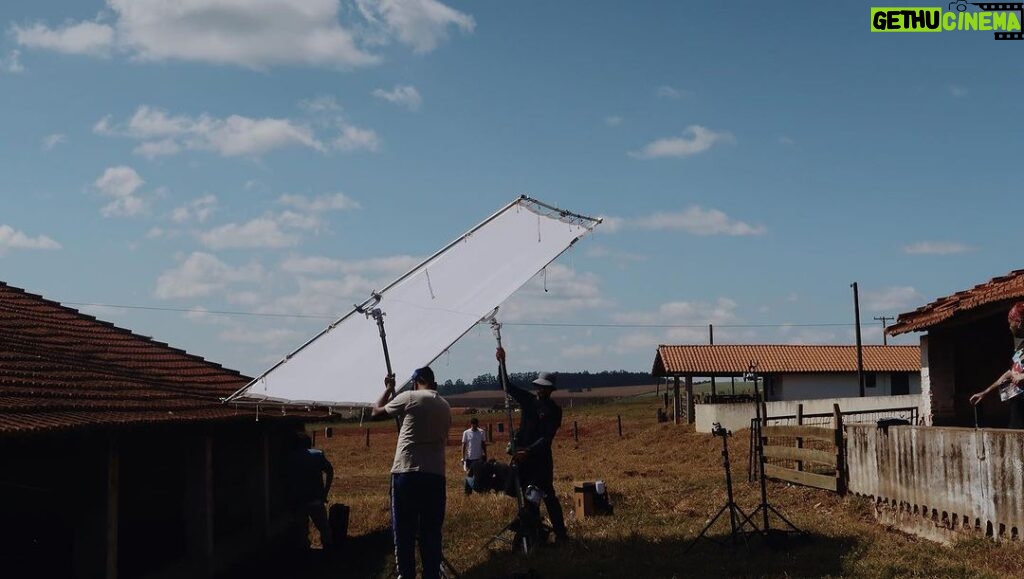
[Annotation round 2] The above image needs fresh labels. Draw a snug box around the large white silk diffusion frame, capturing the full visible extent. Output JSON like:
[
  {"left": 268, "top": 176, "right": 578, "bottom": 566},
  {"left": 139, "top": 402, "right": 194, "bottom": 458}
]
[{"left": 226, "top": 196, "right": 601, "bottom": 407}]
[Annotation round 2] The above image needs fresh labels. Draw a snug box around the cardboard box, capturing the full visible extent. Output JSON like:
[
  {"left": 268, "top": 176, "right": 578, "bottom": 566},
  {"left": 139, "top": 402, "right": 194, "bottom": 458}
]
[{"left": 574, "top": 482, "right": 596, "bottom": 518}]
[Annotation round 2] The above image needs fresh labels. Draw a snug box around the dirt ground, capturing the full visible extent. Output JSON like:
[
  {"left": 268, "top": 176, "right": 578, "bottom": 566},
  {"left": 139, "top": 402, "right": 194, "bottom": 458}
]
[{"left": 290, "top": 398, "right": 1024, "bottom": 578}]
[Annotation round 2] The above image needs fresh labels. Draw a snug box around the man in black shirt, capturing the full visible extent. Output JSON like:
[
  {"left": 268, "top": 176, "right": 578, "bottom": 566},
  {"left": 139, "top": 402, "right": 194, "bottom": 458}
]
[
  {"left": 286, "top": 432, "right": 335, "bottom": 549},
  {"left": 496, "top": 347, "right": 567, "bottom": 541}
]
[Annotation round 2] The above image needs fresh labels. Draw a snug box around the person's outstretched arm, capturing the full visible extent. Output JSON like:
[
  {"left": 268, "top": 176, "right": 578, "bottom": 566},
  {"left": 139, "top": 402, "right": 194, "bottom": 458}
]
[
  {"left": 971, "top": 369, "right": 1013, "bottom": 405},
  {"left": 496, "top": 347, "right": 532, "bottom": 406}
]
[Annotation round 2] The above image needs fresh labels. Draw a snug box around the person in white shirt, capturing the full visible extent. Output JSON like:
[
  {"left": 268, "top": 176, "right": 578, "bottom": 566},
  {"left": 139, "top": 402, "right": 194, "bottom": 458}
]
[
  {"left": 461, "top": 417, "right": 487, "bottom": 494},
  {"left": 371, "top": 366, "right": 452, "bottom": 579}
]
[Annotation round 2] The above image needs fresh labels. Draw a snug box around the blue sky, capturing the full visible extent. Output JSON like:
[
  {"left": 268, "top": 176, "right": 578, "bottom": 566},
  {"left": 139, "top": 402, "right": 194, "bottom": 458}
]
[{"left": 1, "top": 1, "right": 1019, "bottom": 383}]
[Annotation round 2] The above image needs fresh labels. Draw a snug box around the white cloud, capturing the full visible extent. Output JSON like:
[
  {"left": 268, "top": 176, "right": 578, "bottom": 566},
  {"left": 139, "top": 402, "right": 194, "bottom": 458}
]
[
  {"left": 595, "top": 216, "right": 624, "bottom": 233},
  {"left": 94, "top": 165, "right": 148, "bottom": 217},
  {"left": 97, "top": 105, "right": 332, "bottom": 158},
  {"left": 182, "top": 306, "right": 233, "bottom": 325},
  {"left": 332, "top": 122, "right": 381, "bottom": 152},
  {"left": 779, "top": 136, "right": 796, "bottom": 146},
  {"left": 133, "top": 139, "right": 180, "bottom": 158},
  {"left": 266, "top": 275, "right": 378, "bottom": 317},
  {"left": 172, "top": 195, "right": 217, "bottom": 224},
  {"left": 145, "top": 227, "right": 165, "bottom": 239},
  {"left": 41, "top": 133, "right": 67, "bottom": 150},
  {"left": 278, "top": 192, "right": 360, "bottom": 213},
  {"left": 500, "top": 264, "right": 609, "bottom": 323},
  {"left": 656, "top": 85, "right": 689, "bottom": 99},
  {"left": 97, "top": 104, "right": 382, "bottom": 157},
  {"left": 12, "top": 21, "right": 113, "bottom": 56},
  {"left": 280, "top": 254, "right": 421, "bottom": 275},
  {"left": 903, "top": 241, "right": 973, "bottom": 255},
  {"left": 604, "top": 116, "right": 623, "bottom": 127},
  {"left": 2, "top": 50, "right": 24, "bottom": 73},
  {"left": 585, "top": 246, "right": 647, "bottom": 264},
  {"left": 0, "top": 224, "right": 61, "bottom": 254},
  {"left": 219, "top": 326, "right": 301, "bottom": 346},
  {"left": 372, "top": 85, "right": 422, "bottom": 110},
  {"left": 613, "top": 297, "right": 739, "bottom": 326},
  {"left": 776, "top": 326, "right": 840, "bottom": 345},
  {"left": 16, "top": 0, "right": 473, "bottom": 70},
  {"left": 195, "top": 192, "right": 360, "bottom": 250},
  {"left": 862, "top": 286, "right": 923, "bottom": 312},
  {"left": 356, "top": 0, "right": 475, "bottom": 53},
  {"left": 561, "top": 344, "right": 603, "bottom": 359},
  {"left": 299, "top": 94, "right": 343, "bottom": 114},
  {"left": 633, "top": 206, "right": 765, "bottom": 236},
  {"left": 949, "top": 85, "right": 968, "bottom": 98},
  {"left": 630, "top": 125, "right": 735, "bottom": 159},
  {"left": 200, "top": 218, "right": 299, "bottom": 250},
  {"left": 154, "top": 252, "right": 263, "bottom": 299},
  {"left": 610, "top": 332, "right": 661, "bottom": 355}
]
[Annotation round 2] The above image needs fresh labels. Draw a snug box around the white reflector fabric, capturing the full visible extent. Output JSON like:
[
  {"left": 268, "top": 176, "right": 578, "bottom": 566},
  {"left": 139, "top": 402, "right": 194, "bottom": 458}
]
[{"left": 228, "top": 196, "right": 600, "bottom": 406}]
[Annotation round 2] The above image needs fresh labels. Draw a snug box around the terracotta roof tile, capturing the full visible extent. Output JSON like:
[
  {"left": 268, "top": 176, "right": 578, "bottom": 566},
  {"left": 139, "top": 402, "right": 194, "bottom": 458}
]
[
  {"left": 652, "top": 344, "right": 921, "bottom": 376},
  {"left": 0, "top": 281, "right": 261, "bottom": 434},
  {"left": 888, "top": 269, "right": 1024, "bottom": 335}
]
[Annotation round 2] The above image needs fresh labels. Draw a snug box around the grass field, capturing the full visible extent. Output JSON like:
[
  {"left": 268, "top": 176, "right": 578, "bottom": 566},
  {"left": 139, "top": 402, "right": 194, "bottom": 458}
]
[{"left": 296, "top": 397, "right": 1024, "bottom": 578}]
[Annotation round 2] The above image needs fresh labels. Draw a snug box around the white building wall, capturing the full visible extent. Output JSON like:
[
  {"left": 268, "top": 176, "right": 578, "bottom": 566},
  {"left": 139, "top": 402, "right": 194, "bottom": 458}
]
[
  {"left": 695, "top": 393, "right": 926, "bottom": 433},
  {"left": 919, "top": 335, "right": 933, "bottom": 425},
  {"left": 773, "top": 372, "right": 921, "bottom": 402}
]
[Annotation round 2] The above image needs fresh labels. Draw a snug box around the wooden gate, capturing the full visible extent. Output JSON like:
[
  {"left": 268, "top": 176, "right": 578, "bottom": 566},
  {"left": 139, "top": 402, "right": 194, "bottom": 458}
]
[{"left": 760, "top": 403, "right": 845, "bottom": 494}]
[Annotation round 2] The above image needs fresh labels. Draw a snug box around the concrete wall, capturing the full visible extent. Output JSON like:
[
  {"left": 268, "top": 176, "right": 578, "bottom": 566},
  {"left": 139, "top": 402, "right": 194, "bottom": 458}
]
[
  {"left": 695, "top": 393, "right": 925, "bottom": 433},
  {"left": 845, "top": 424, "right": 1024, "bottom": 543},
  {"left": 773, "top": 373, "right": 921, "bottom": 401}
]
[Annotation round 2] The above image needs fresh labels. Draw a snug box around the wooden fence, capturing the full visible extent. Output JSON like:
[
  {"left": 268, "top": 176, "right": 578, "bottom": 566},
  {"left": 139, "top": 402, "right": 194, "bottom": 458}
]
[{"left": 760, "top": 403, "right": 845, "bottom": 494}]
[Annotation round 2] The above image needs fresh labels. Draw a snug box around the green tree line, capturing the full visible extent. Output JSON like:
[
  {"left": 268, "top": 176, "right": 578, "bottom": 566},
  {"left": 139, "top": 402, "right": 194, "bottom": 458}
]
[{"left": 437, "top": 370, "right": 653, "bottom": 396}]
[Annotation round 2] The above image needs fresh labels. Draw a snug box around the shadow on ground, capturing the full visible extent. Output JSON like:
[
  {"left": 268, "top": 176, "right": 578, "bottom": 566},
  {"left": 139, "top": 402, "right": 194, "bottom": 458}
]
[
  {"left": 459, "top": 530, "right": 858, "bottom": 579},
  {"left": 223, "top": 528, "right": 394, "bottom": 579}
]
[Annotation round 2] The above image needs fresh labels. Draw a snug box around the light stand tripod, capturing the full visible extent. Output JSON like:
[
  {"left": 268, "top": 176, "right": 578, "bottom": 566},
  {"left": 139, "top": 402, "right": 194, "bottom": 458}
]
[
  {"left": 483, "top": 312, "right": 551, "bottom": 556},
  {"left": 738, "top": 361, "right": 802, "bottom": 546},
  {"left": 484, "top": 463, "right": 552, "bottom": 555},
  {"left": 686, "top": 423, "right": 756, "bottom": 551}
]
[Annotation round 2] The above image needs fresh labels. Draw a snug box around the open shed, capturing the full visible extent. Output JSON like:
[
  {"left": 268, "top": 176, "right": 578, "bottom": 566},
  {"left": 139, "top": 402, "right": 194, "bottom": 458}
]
[
  {"left": 888, "top": 268, "right": 1024, "bottom": 427},
  {"left": 0, "top": 281, "right": 314, "bottom": 578}
]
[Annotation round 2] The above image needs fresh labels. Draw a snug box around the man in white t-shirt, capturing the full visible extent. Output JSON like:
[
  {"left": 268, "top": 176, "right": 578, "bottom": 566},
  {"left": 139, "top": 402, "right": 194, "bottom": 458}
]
[
  {"left": 371, "top": 366, "right": 452, "bottom": 579},
  {"left": 461, "top": 417, "right": 487, "bottom": 494}
]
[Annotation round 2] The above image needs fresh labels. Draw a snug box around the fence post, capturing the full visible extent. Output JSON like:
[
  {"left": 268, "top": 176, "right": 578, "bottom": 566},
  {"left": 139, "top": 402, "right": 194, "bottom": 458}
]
[
  {"left": 311, "top": 430, "right": 317, "bottom": 448},
  {"left": 573, "top": 421, "right": 579, "bottom": 443},
  {"left": 833, "top": 403, "right": 845, "bottom": 495},
  {"left": 617, "top": 415, "right": 623, "bottom": 438},
  {"left": 488, "top": 422, "right": 493, "bottom": 442},
  {"left": 365, "top": 428, "right": 370, "bottom": 448},
  {"left": 795, "top": 404, "right": 804, "bottom": 472}
]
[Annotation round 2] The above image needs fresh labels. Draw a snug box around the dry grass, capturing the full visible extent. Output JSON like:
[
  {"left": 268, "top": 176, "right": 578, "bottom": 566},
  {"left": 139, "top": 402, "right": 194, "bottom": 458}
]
[{"left": 310, "top": 398, "right": 1024, "bottom": 578}]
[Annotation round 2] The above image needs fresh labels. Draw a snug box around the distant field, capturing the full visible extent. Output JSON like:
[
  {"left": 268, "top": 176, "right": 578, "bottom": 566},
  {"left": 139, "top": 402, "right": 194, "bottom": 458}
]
[
  {"left": 274, "top": 397, "right": 1024, "bottom": 579},
  {"left": 445, "top": 383, "right": 657, "bottom": 407}
]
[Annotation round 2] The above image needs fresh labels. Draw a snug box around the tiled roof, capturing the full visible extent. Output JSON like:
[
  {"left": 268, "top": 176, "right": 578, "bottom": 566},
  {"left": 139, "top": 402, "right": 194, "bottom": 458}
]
[
  {"left": 0, "top": 281, "right": 259, "bottom": 435},
  {"left": 652, "top": 344, "right": 921, "bottom": 376},
  {"left": 888, "top": 269, "right": 1024, "bottom": 335}
]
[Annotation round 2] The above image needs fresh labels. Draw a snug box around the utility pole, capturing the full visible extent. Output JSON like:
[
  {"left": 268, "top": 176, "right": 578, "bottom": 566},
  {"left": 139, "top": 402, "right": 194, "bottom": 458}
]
[
  {"left": 852, "top": 282, "right": 865, "bottom": 397},
  {"left": 874, "top": 315, "right": 894, "bottom": 346},
  {"left": 709, "top": 324, "right": 716, "bottom": 397}
]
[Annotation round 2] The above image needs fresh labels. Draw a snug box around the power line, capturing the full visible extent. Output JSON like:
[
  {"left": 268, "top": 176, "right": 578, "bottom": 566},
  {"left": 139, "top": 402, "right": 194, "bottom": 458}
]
[
  {"left": 64, "top": 302, "right": 334, "bottom": 320},
  {"left": 60, "top": 300, "right": 864, "bottom": 329},
  {"left": 504, "top": 322, "right": 857, "bottom": 329}
]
